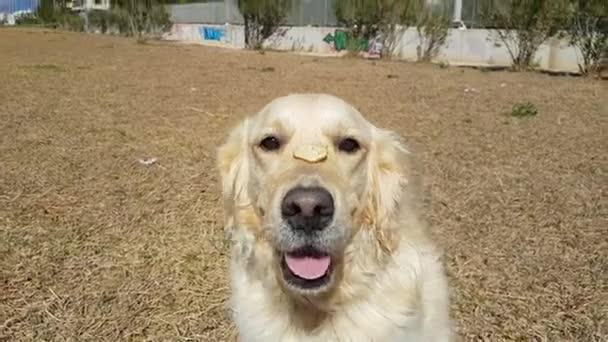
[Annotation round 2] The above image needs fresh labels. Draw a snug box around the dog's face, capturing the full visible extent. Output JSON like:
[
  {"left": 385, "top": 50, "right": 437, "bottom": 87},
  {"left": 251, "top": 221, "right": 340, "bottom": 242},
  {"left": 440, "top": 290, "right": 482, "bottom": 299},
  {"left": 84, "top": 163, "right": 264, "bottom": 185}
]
[{"left": 217, "top": 94, "right": 409, "bottom": 297}]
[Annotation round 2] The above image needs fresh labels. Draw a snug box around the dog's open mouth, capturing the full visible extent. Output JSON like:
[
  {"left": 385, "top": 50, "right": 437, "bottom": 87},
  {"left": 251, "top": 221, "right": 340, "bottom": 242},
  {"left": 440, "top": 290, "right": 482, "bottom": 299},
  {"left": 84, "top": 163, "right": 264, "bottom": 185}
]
[{"left": 280, "top": 246, "right": 332, "bottom": 289}]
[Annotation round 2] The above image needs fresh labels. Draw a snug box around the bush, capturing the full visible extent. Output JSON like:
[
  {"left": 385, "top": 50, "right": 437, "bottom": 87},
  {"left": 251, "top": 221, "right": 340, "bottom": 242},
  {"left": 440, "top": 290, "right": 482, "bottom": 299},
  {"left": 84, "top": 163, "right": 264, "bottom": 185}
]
[
  {"left": 57, "top": 12, "right": 85, "bottom": 32},
  {"left": 36, "top": 0, "right": 56, "bottom": 23},
  {"left": 87, "top": 9, "right": 111, "bottom": 33},
  {"left": 107, "top": 0, "right": 172, "bottom": 42},
  {"left": 108, "top": 8, "right": 131, "bottom": 35},
  {"left": 564, "top": 0, "right": 608, "bottom": 76},
  {"left": 333, "top": 0, "right": 418, "bottom": 57},
  {"left": 238, "top": 0, "right": 291, "bottom": 49},
  {"left": 333, "top": 0, "right": 452, "bottom": 60},
  {"left": 19, "top": 0, "right": 84, "bottom": 31},
  {"left": 413, "top": 2, "right": 452, "bottom": 62},
  {"left": 85, "top": 1, "right": 171, "bottom": 41},
  {"left": 15, "top": 12, "right": 42, "bottom": 26},
  {"left": 481, "top": 0, "right": 569, "bottom": 71}
]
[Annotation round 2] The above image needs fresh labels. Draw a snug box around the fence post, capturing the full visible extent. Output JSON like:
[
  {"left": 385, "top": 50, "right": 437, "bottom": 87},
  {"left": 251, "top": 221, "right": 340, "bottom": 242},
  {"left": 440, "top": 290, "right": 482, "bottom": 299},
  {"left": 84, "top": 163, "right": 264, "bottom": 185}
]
[
  {"left": 324, "top": 0, "right": 328, "bottom": 26},
  {"left": 453, "top": 0, "right": 462, "bottom": 22}
]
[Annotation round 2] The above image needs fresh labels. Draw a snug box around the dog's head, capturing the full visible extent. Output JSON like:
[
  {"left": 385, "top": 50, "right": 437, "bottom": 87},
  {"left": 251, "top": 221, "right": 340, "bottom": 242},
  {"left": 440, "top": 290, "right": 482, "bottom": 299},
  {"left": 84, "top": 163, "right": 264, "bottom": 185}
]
[{"left": 217, "top": 94, "right": 410, "bottom": 298}]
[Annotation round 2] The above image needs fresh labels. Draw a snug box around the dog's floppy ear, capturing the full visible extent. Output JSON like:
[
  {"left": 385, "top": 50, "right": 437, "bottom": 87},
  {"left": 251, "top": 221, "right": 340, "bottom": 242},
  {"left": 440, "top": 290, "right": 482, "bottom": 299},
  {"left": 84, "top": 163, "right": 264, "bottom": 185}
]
[
  {"left": 363, "top": 128, "right": 411, "bottom": 252},
  {"left": 217, "top": 118, "right": 251, "bottom": 230}
]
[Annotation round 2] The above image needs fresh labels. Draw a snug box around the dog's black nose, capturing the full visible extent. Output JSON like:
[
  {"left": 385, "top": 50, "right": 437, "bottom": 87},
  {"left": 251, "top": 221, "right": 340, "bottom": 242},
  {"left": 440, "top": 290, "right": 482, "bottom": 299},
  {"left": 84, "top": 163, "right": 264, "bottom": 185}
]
[{"left": 281, "top": 187, "right": 334, "bottom": 233}]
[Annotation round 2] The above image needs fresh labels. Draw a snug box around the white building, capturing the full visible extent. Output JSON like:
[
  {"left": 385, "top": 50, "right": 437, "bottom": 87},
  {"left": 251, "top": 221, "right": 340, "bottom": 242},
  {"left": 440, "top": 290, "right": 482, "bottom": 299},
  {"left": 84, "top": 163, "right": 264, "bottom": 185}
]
[{"left": 67, "top": 0, "right": 110, "bottom": 11}]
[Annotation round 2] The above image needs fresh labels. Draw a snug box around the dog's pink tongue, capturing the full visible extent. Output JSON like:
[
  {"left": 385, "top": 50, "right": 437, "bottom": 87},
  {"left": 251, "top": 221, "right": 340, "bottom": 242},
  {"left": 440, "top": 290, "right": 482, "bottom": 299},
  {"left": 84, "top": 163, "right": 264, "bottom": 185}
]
[{"left": 285, "top": 255, "right": 330, "bottom": 280}]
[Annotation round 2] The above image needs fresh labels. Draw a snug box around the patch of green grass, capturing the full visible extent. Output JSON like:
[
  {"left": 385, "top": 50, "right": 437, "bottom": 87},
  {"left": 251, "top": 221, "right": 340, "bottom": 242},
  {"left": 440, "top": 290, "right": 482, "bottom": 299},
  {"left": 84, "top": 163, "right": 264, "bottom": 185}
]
[
  {"left": 260, "top": 66, "right": 275, "bottom": 72},
  {"left": 508, "top": 101, "right": 538, "bottom": 118},
  {"left": 22, "top": 64, "right": 65, "bottom": 72}
]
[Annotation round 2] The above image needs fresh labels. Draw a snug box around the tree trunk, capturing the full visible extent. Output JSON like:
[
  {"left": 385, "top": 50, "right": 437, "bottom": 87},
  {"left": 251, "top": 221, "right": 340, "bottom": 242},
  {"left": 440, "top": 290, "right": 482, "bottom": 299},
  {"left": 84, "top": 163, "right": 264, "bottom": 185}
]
[{"left": 244, "top": 15, "right": 250, "bottom": 48}]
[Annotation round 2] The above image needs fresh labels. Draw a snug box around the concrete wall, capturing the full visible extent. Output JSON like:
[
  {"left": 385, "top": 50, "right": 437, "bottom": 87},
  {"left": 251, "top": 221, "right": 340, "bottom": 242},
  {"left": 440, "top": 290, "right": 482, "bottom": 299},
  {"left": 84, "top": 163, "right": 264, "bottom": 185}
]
[
  {"left": 262, "top": 26, "right": 343, "bottom": 55},
  {"left": 163, "top": 24, "right": 584, "bottom": 73},
  {"left": 165, "top": 23, "right": 245, "bottom": 49}
]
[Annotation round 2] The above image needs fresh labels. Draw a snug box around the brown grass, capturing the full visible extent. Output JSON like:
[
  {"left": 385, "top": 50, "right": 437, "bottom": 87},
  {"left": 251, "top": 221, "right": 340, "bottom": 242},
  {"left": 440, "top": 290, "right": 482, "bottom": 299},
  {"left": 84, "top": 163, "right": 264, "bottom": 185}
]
[{"left": 0, "top": 27, "right": 606, "bottom": 342}]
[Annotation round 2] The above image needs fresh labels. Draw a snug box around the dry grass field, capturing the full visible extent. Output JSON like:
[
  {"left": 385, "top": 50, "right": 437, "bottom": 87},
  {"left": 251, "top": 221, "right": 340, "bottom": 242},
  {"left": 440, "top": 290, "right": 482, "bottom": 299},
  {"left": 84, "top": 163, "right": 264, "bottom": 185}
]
[{"left": 0, "top": 28, "right": 606, "bottom": 341}]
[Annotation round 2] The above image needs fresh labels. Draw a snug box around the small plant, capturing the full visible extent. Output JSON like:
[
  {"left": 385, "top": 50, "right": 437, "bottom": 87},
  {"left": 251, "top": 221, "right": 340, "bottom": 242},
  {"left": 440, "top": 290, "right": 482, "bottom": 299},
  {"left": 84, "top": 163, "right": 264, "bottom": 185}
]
[{"left": 509, "top": 101, "right": 538, "bottom": 118}]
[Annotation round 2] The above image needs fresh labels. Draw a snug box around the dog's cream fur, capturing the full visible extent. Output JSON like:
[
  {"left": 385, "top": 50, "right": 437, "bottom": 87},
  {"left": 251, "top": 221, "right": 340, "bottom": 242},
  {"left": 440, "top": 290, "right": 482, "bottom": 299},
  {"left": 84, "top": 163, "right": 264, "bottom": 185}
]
[{"left": 217, "top": 94, "right": 452, "bottom": 341}]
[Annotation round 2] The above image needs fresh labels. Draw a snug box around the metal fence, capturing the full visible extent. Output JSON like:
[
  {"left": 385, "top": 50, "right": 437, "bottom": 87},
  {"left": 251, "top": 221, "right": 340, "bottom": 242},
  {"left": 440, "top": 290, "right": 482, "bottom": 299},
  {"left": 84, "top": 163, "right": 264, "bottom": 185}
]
[
  {"left": 168, "top": 0, "right": 338, "bottom": 26},
  {"left": 0, "top": 0, "right": 495, "bottom": 28},
  {"left": 167, "top": 0, "right": 494, "bottom": 28},
  {"left": 168, "top": 1, "right": 231, "bottom": 24},
  {"left": 460, "top": 0, "right": 491, "bottom": 28},
  {"left": 285, "top": 0, "right": 337, "bottom": 26}
]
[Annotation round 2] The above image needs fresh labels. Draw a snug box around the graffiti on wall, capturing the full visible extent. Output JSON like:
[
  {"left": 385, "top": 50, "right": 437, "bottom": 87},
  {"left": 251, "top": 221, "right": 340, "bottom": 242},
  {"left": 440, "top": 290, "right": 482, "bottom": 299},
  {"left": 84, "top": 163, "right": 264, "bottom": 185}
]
[
  {"left": 199, "top": 26, "right": 225, "bottom": 41},
  {"left": 323, "top": 29, "right": 382, "bottom": 59}
]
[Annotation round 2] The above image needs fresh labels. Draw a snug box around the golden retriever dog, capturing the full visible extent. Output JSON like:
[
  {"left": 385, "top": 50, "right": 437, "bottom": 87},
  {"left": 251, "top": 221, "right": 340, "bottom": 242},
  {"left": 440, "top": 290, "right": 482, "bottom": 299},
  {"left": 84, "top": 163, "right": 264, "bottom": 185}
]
[{"left": 216, "top": 93, "right": 452, "bottom": 341}]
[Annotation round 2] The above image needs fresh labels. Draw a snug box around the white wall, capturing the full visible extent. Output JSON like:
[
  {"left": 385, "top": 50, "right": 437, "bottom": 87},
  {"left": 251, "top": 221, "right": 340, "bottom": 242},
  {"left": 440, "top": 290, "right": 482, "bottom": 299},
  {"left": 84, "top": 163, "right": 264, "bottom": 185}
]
[
  {"left": 164, "top": 23, "right": 245, "bottom": 49},
  {"left": 70, "top": 0, "right": 111, "bottom": 11},
  {"left": 163, "top": 24, "right": 584, "bottom": 74}
]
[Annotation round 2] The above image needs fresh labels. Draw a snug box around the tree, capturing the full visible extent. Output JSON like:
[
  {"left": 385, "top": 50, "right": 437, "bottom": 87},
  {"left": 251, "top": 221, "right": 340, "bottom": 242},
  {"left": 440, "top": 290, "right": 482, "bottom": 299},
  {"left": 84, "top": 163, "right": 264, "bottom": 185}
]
[
  {"left": 36, "top": 0, "right": 61, "bottom": 23},
  {"left": 34, "top": 0, "right": 84, "bottom": 31},
  {"left": 412, "top": 0, "right": 452, "bottom": 62},
  {"left": 237, "top": 0, "right": 291, "bottom": 49},
  {"left": 481, "top": 0, "right": 569, "bottom": 71},
  {"left": 333, "top": 0, "right": 417, "bottom": 56},
  {"left": 109, "top": 0, "right": 171, "bottom": 43},
  {"left": 332, "top": 0, "right": 452, "bottom": 61},
  {"left": 565, "top": 0, "right": 608, "bottom": 76}
]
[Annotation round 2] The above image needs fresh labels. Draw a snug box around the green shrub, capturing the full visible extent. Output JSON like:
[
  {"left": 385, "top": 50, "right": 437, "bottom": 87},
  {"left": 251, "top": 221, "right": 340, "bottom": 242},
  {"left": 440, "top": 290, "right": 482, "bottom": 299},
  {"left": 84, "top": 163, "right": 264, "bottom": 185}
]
[
  {"left": 57, "top": 12, "right": 85, "bottom": 32},
  {"left": 36, "top": 0, "right": 56, "bottom": 23},
  {"left": 102, "top": 1, "right": 172, "bottom": 41},
  {"left": 22, "top": 0, "right": 84, "bottom": 32},
  {"left": 238, "top": 0, "right": 291, "bottom": 49},
  {"left": 88, "top": 9, "right": 111, "bottom": 33},
  {"left": 15, "top": 13, "right": 42, "bottom": 26},
  {"left": 108, "top": 8, "right": 131, "bottom": 35},
  {"left": 481, "top": 0, "right": 569, "bottom": 71},
  {"left": 564, "top": 0, "right": 608, "bottom": 76}
]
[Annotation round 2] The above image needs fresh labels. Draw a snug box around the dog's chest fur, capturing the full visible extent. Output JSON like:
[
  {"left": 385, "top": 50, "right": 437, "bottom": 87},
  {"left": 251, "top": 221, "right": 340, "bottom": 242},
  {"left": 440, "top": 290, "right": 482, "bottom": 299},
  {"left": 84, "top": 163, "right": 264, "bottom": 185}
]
[{"left": 229, "top": 238, "right": 449, "bottom": 342}]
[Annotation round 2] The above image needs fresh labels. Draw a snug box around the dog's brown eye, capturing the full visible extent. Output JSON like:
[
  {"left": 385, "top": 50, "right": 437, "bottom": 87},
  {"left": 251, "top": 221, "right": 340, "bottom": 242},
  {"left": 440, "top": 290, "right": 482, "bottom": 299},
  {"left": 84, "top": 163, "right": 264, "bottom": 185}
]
[
  {"left": 338, "top": 138, "right": 360, "bottom": 153},
  {"left": 259, "top": 136, "right": 281, "bottom": 151}
]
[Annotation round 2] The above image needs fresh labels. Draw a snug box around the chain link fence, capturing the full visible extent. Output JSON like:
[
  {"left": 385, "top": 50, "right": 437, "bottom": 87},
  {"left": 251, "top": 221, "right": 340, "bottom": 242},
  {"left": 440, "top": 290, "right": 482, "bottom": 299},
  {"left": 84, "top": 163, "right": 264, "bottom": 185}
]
[
  {"left": 167, "top": 0, "right": 497, "bottom": 28},
  {"left": 167, "top": 0, "right": 338, "bottom": 26}
]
